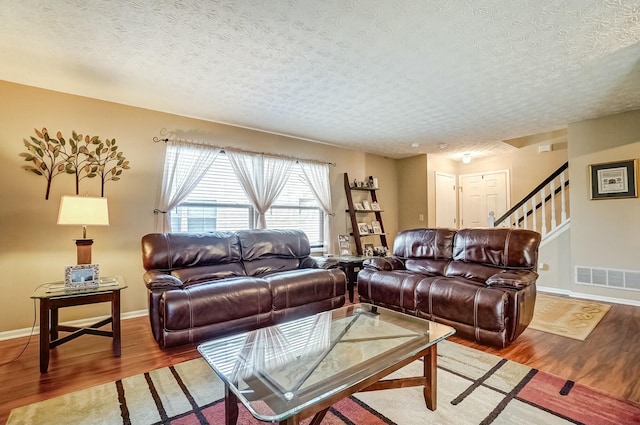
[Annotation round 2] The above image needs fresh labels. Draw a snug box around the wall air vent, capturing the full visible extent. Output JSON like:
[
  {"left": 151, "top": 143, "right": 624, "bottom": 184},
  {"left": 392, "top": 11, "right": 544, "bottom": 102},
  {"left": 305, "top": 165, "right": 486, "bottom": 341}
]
[{"left": 575, "top": 266, "right": 640, "bottom": 292}]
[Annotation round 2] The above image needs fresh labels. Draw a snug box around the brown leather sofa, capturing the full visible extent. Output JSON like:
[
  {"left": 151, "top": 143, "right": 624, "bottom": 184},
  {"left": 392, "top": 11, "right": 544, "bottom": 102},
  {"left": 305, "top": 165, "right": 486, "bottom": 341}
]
[
  {"left": 357, "top": 228, "right": 541, "bottom": 347},
  {"left": 141, "top": 229, "right": 346, "bottom": 348}
]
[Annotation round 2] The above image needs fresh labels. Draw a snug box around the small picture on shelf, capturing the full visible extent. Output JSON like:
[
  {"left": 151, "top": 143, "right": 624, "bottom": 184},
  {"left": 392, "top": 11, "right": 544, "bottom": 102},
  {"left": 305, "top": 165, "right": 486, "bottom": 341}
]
[
  {"left": 371, "top": 220, "right": 382, "bottom": 234},
  {"left": 362, "top": 200, "right": 371, "bottom": 210},
  {"left": 374, "top": 246, "right": 388, "bottom": 256},
  {"left": 364, "top": 243, "right": 374, "bottom": 257},
  {"left": 354, "top": 202, "right": 364, "bottom": 210},
  {"left": 371, "top": 201, "right": 380, "bottom": 211},
  {"left": 357, "top": 222, "right": 370, "bottom": 234}
]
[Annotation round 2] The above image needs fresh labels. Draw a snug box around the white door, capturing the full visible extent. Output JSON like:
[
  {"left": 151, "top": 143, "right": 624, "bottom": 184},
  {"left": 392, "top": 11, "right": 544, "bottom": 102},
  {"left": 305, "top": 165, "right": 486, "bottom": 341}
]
[
  {"left": 435, "top": 172, "right": 457, "bottom": 228},
  {"left": 459, "top": 170, "right": 509, "bottom": 228}
]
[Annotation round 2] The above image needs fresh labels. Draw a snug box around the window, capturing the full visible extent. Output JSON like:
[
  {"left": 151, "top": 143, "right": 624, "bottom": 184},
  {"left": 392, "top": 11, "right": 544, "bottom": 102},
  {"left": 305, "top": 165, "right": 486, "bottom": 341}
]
[{"left": 169, "top": 154, "right": 325, "bottom": 248}]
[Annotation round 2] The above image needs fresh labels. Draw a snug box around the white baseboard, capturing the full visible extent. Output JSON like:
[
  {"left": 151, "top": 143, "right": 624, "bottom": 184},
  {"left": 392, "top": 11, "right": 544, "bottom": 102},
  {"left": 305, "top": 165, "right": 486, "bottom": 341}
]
[
  {"left": 537, "top": 286, "right": 640, "bottom": 307},
  {"left": 0, "top": 309, "right": 148, "bottom": 341}
]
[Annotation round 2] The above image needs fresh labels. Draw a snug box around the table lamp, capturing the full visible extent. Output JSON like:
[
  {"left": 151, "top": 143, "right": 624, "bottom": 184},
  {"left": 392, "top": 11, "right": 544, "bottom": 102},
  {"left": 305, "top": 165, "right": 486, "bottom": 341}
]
[{"left": 57, "top": 195, "right": 110, "bottom": 264}]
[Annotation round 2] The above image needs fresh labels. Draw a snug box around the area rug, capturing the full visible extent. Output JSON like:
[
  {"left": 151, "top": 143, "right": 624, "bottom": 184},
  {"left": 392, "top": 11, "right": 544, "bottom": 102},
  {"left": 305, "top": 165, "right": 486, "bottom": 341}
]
[
  {"left": 8, "top": 340, "right": 639, "bottom": 425},
  {"left": 528, "top": 293, "right": 611, "bottom": 340}
]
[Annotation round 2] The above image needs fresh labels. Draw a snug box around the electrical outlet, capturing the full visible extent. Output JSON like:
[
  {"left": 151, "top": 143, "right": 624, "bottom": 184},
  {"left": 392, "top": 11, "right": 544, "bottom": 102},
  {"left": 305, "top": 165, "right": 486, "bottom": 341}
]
[{"left": 418, "top": 213, "right": 424, "bottom": 221}]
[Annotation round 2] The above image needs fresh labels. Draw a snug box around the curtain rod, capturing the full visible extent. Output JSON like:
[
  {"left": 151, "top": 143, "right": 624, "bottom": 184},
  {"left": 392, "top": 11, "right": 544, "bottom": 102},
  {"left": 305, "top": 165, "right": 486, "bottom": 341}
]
[{"left": 153, "top": 136, "right": 336, "bottom": 167}]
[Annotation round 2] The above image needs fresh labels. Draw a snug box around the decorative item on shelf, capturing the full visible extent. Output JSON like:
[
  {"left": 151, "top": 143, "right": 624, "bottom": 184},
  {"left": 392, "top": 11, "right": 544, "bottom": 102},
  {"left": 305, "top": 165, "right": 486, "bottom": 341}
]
[
  {"left": 357, "top": 222, "right": 370, "bottom": 234},
  {"left": 64, "top": 263, "right": 100, "bottom": 288},
  {"left": 371, "top": 201, "right": 381, "bottom": 211},
  {"left": 369, "top": 176, "right": 379, "bottom": 189},
  {"left": 354, "top": 202, "right": 364, "bottom": 210},
  {"left": 57, "top": 195, "right": 110, "bottom": 264},
  {"left": 362, "top": 200, "right": 371, "bottom": 210},
  {"left": 371, "top": 220, "right": 382, "bottom": 234},
  {"left": 18, "top": 127, "right": 130, "bottom": 199},
  {"left": 373, "top": 246, "right": 389, "bottom": 256},
  {"left": 589, "top": 159, "right": 638, "bottom": 200},
  {"left": 338, "top": 234, "right": 350, "bottom": 256},
  {"left": 364, "top": 243, "right": 374, "bottom": 257}
]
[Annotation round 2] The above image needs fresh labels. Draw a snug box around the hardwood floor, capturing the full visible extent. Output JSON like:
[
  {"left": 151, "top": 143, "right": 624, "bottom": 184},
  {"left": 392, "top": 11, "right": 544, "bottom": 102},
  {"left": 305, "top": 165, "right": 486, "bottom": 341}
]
[{"left": 1, "top": 296, "right": 639, "bottom": 424}]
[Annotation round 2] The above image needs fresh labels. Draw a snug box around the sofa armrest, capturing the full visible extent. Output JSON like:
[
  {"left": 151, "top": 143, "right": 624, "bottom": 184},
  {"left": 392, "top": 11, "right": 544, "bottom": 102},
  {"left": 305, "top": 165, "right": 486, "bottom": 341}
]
[
  {"left": 143, "top": 270, "right": 184, "bottom": 290},
  {"left": 363, "top": 256, "right": 406, "bottom": 271},
  {"left": 486, "top": 270, "right": 538, "bottom": 289}
]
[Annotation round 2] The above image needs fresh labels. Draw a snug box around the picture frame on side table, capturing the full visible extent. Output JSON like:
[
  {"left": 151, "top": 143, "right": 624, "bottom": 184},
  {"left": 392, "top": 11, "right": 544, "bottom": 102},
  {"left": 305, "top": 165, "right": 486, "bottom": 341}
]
[
  {"left": 589, "top": 159, "right": 638, "bottom": 200},
  {"left": 65, "top": 264, "right": 100, "bottom": 288}
]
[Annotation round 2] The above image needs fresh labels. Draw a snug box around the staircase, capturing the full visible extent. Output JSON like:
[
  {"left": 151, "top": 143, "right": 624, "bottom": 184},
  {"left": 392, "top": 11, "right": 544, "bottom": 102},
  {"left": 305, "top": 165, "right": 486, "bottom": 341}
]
[{"left": 491, "top": 162, "right": 569, "bottom": 242}]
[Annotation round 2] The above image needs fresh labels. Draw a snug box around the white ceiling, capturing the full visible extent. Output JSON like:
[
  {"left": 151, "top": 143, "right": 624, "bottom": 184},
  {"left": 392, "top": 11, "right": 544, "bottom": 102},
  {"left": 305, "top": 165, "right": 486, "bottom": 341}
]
[{"left": 1, "top": 1, "right": 640, "bottom": 160}]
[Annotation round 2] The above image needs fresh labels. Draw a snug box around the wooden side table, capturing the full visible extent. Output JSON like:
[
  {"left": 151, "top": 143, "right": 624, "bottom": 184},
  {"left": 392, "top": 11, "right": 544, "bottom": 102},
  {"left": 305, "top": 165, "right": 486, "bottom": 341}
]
[
  {"left": 30, "top": 277, "right": 127, "bottom": 373},
  {"left": 332, "top": 256, "right": 367, "bottom": 302}
]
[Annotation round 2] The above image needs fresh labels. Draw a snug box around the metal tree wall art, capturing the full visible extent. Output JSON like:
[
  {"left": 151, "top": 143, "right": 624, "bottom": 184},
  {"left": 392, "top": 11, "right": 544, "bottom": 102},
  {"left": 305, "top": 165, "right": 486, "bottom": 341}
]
[
  {"left": 87, "top": 137, "right": 130, "bottom": 197},
  {"left": 18, "top": 127, "right": 130, "bottom": 199}
]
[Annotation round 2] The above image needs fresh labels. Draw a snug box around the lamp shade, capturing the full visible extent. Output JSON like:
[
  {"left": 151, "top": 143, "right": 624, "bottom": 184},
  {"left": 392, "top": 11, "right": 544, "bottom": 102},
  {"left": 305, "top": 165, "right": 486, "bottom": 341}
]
[{"left": 57, "top": 196, "right": 109, "bottom": 226}]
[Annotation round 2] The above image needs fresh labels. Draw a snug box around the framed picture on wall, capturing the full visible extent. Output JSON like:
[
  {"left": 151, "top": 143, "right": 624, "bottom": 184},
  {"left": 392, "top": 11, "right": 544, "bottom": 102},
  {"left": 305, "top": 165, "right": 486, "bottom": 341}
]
[{"left": 589, "top": 159, "right": 638, "bottom": 200}]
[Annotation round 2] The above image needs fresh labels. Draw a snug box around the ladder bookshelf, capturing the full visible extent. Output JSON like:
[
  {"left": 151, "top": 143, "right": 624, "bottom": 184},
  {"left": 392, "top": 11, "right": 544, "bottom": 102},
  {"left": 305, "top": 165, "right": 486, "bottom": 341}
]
[{"left": 343, "top": 172, "right": 388, "bottom": 256}]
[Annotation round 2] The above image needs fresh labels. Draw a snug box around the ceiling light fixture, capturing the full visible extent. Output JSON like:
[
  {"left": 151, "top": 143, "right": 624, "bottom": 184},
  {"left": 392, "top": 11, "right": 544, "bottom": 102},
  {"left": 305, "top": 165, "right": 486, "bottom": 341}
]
[{"left": 462, "top": 153, "right": 472, "bottom": 164}]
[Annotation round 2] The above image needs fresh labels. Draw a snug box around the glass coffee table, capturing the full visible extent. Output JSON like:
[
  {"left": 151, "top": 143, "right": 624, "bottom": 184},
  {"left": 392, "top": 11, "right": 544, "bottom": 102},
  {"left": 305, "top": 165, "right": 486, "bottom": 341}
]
[{"left": 198, "top": 303, "right": 455, "bottom": 425}]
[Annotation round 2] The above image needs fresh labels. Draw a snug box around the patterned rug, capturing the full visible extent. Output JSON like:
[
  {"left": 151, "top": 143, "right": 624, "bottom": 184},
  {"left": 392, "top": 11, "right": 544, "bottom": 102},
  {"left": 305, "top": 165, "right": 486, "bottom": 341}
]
[
  {"left": 528, "top": 294, "right": 611, "bottom": 340},
  {"left": 8, "top": 340, "right": 640, "bottom": 425}
]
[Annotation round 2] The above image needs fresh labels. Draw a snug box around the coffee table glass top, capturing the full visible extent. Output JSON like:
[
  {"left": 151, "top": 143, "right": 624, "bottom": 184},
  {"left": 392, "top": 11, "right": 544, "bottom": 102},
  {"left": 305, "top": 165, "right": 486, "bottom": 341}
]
[{"left": 198, "top": 303, "right": 455, "bottom": 422}]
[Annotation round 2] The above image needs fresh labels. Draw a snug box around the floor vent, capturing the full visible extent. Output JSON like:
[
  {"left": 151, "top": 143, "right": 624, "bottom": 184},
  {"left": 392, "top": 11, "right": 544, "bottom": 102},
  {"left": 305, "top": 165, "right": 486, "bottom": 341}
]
[{"left": 575, "top": 266, "right": 640, "bottom": 292}]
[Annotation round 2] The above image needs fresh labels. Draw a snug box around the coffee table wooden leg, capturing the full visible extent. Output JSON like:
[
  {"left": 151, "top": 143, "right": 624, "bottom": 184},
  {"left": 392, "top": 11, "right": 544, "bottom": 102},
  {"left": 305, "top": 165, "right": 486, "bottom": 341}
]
[
  {"left": 39, "top": 298, "right": 50, "bottom": 373},
  {"left": 423, "top": 344, "right": 437, "bottom": 410},
  {"left": 225, "top": 385, "right": 239, "bottom": 425}
]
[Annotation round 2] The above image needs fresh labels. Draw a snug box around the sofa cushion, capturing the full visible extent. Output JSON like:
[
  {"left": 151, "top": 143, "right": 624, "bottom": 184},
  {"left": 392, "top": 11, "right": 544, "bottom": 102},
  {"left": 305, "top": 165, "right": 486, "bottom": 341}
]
[
  {"left": 141, "top": 232, "right": 243, "bottom": 271},
  {"left": 161, "top": 277, "right": 272, "bottom": 331},
  {"left": 238, "top": 229, "right": 312, "bottom": 276},
  {"left": 171, "top": 263, "right": 247, "bottom": 286},
  {"left": 415, "top": 277, "right": 508, "bottom": 333},
  {"left": 357, "top": 269, "right": 424, "bottom": 312},
  {"left": 393, "top": 228, "right": 456, "bottom": 259},
  {"left": 451, "top": 228, "right": 540, "bottom": 269},
  {"left": 265, "top": 268, "right": 345, "bottom": 310},
  {"left": 393, "top": 228, "right": 455, "bottom": 275}
]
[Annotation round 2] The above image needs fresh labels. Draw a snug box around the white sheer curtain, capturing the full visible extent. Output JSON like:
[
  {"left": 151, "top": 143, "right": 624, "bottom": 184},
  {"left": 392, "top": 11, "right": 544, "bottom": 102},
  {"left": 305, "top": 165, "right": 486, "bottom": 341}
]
[
  {"left": 155, "top": 141, "right": 220, "bottom": 232},
  {"left": 226, "top": 150, "right": 293, "bottom": 229},
  {"left": 299, "top": 161, "right": 333, "bottom": 251}
]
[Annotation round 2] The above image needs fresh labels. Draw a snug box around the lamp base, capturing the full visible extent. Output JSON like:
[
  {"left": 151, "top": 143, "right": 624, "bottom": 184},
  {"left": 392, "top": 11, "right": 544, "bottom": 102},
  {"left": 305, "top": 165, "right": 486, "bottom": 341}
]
[{"left": 74, "top": 239, "right": 94, "bottom": 265}]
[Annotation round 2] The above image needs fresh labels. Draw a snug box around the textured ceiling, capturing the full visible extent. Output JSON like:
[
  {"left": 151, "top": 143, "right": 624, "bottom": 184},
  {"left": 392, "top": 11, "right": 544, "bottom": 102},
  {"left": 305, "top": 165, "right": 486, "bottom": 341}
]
[{"left": 1, "top": 1, "right": 640, "bottom": 160}]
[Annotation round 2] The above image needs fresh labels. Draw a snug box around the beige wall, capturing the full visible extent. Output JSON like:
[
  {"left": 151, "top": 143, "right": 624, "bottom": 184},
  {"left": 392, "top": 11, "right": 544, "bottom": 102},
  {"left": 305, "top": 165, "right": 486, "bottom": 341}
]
[
  {"left": 0, "top": 81, "right": 397, "bottom": 332},
  {"left": 567, "top": 110, "right": 640, "bottom": 303},
  {"left": 397, "top": 155, "right": 427, "bottom": 230}
]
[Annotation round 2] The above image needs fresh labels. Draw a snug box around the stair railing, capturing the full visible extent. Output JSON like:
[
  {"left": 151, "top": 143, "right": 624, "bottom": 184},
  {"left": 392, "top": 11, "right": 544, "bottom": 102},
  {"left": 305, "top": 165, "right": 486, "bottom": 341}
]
[{"left": 492, "top": 162, "right": 569, "bottom": 236}]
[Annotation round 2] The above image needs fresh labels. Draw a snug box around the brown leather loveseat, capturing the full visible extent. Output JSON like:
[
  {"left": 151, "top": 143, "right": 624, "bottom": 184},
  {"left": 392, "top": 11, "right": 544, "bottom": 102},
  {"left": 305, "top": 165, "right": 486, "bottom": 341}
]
[
  {"left": 141, "top": 229, "right": 346, "bottom": 348},
  {"left": 357, "top": 228, "right": 541, "bottom": 347}
]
